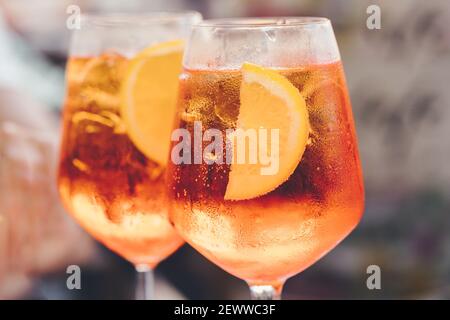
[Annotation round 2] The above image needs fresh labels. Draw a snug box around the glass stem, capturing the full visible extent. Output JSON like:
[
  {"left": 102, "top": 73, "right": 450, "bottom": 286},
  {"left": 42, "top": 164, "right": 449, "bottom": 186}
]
[
  {"left": 249, "top": 283, "right": 283, "bottom": 300},
  {"left": 135, "top": 264, "right": 154, "bottom": 300}
]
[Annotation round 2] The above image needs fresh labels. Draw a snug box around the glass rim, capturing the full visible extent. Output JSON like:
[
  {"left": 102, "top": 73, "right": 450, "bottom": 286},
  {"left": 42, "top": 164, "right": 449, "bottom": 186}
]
[
  {"left": 80, "top": 11, "right": 202, "bottom": 27},
  {"left": 195, "top": 17, "right": 330, "bottom": 29}
]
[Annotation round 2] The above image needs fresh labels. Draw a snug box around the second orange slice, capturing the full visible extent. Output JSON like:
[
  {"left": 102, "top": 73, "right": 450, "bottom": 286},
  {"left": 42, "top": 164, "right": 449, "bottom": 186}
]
[{"left": 120, "top": 40, "right": 184, "bottom": 166}]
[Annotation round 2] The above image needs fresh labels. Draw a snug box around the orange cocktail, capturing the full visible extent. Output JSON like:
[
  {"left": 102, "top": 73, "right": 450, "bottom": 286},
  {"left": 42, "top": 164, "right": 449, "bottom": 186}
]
[
  {"left": 57, "top": 12, "right": 202, "bottom": 299},
  {"left": 167, "top": 17, "right": 364, "bottom": 299},
  {"left": 59, "top": 53, "right": 183, "bottom": 268}
]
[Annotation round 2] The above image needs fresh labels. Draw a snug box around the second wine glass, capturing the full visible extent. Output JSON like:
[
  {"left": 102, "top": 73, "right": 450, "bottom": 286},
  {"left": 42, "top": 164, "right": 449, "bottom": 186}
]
[{"left": 57, "top": 11, "right": 202, "bottom": 299}]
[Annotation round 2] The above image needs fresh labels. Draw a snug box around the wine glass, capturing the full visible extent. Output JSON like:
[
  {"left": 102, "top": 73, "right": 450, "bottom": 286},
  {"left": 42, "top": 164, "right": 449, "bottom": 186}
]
[
  {"left": 167, "top": 17, "right": 365, "bottom": 299},
  {"left": 57, "top": 12, "right": 202, "bottom": 300}
]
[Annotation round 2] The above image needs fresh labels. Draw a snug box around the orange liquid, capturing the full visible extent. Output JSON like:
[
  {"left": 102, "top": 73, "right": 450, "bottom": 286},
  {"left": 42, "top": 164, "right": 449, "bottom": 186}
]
[
  {"left": 58, "top": 54, "right": 183, "bottom": 268},
  {"left": 168, "top": 61, "right": 364, "bottom": 285}
]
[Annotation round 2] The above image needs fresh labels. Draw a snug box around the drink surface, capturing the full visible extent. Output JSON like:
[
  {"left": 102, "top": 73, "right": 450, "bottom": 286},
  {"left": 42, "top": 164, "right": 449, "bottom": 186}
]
[
  {"left": 168, "top": 61, "right": 364, "bottom": 284},
  {"left": 58, "top": 54, "right": 183, "bottom": 268}
]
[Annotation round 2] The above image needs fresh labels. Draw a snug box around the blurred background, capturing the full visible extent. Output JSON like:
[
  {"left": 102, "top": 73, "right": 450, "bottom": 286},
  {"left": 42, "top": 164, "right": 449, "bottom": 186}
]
[{"left": 0, "top": 0, "right": 449, "bottom": 299}]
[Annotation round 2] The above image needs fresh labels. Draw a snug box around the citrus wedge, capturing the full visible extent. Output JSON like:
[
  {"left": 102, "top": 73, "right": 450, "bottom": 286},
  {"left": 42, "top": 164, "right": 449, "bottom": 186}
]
[
  {"left": 120, "top": 40, "right": 184, "bottom": 166},
  {"left": 224, "top": 63, "right": 310, "bottom": 200}
]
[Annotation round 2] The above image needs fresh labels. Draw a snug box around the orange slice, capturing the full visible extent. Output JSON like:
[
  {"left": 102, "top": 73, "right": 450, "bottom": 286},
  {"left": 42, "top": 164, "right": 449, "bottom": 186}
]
[
  {"left": 224, "top": 63, "right": 310, "bottom": 200},
  {"left": 120, "top": 40, "right": 184, "bottom": 166}
]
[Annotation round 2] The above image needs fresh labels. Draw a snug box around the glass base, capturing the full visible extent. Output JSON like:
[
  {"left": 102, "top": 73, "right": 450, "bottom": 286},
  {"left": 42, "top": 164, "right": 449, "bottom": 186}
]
[{"left": 249, "top": 284, "right": 283, "bottom": 300}]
